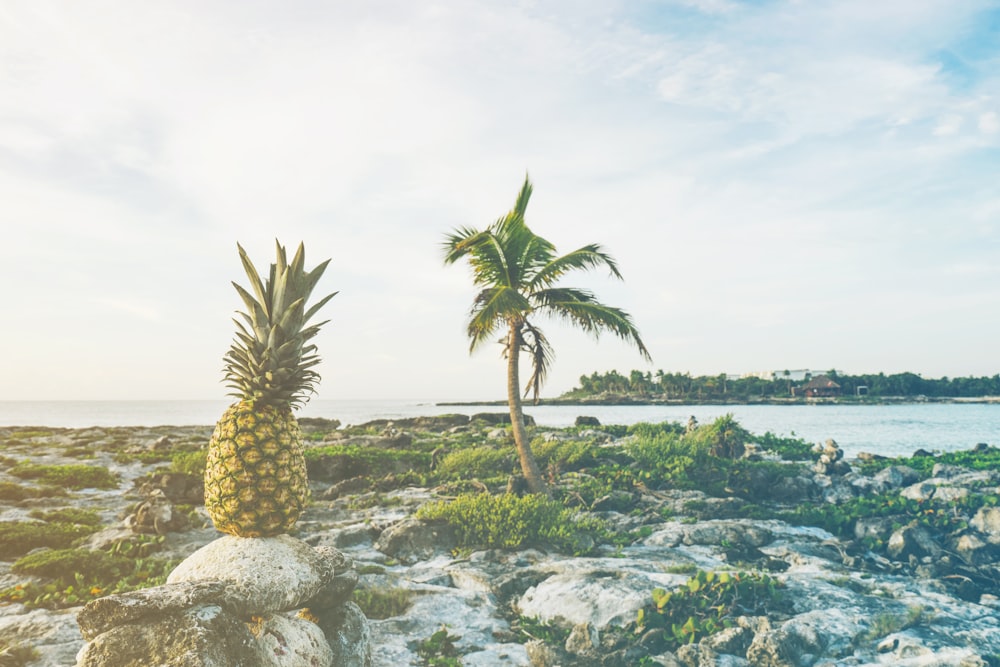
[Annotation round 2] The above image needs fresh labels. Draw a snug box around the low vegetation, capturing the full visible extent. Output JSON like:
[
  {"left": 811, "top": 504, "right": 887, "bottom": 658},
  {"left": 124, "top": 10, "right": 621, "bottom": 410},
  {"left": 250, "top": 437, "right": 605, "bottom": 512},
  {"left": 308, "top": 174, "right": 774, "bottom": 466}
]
[
  {"left": 8, "top": 463, "right": 119, "bottom": 490},
  {"left": 0, "top": 538, "right": 179, "bottom": 610},
  {"left": 416, "top": 492, "right": 609, "bottom": 554},
  {"left": 634, "top": 570, "right": 787, "bottom": 653},
  {"left": 0, "top": 521, "right": 99, "bottom": 560}
]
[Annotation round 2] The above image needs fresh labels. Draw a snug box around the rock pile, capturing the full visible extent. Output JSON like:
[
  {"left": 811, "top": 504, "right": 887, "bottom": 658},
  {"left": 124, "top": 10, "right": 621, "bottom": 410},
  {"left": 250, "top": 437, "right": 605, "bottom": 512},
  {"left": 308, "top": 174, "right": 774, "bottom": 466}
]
[{"left": 75, "top": 535, "right": 371, "bottom": 667}]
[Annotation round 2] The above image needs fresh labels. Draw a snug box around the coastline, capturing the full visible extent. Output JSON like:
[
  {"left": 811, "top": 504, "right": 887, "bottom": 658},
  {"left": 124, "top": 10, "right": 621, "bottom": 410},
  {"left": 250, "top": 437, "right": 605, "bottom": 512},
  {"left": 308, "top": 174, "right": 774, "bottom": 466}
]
[{"left": 437, "top": 395, "right": 1000, "bottom": 407}]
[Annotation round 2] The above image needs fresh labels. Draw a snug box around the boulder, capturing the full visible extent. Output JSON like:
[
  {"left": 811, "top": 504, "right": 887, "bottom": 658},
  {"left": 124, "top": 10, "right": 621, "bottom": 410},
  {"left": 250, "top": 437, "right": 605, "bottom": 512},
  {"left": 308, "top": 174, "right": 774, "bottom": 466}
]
[
  {"left": 0, "top": 608, "right": 82, "bottom": 667},
  {"left": 887, "top": 521, "right": 942, "bottom": 560},
  {"left": 77, "top": 580, "right": 234, "bottom": 641},
  {"left": 872, "top": 465, "right": 921, "bottom": 489},
  {"left": 374, "top": 518, "right": 458, "bottom": 564},
  {"left": 128, "top": 489, "right": 188, "bottom": 535},
  {"left": 953, "top": 533, "right": 996, "bottom": 566},
  {"left": 518, "top": 568, "right": 669, "bottom": 629},
  {"left": 900, "top": 481, "right": 938, "bottom": 502},
  {"left": 255, "top": 613, "right": 335, "bottom": 667},
  {"left": 680, "top": 522, "right": 774, "bottom": 549},
  {"left": 575, "top": 416, "right": 601, "bottom": 427},
  {"left": 971, "top": 507, "right": 1000, "bottom": 543},
  {"left": 76, "top": 603, "right": 270, "bottom": 667},
  {"left": 315, "top": 602, "right": 372, "bottom": 667},
  {"left": 137, "top": 472, "right": 205, "bottom": 505},
  {"left": 167, "top": 535, "right": 336, "bottom": 617}
]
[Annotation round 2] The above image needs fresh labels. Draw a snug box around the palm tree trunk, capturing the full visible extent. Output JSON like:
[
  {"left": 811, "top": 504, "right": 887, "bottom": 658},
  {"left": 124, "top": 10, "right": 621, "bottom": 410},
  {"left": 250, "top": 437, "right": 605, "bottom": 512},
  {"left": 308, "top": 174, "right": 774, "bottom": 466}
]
[{"left": 507, "top": 321, "right": 550, "bottom": 497}]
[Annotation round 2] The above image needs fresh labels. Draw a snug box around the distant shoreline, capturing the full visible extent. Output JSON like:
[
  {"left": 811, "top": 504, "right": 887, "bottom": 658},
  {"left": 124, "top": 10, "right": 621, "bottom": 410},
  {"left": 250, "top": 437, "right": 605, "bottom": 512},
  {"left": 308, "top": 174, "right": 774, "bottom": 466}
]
[{"left": 437, "top": 395, "right": 1000, "bottom": 407}]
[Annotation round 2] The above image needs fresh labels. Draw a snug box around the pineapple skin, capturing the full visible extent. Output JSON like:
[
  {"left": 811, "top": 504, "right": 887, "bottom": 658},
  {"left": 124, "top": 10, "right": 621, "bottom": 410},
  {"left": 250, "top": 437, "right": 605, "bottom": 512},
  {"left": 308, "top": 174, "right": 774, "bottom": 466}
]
[{"left": 204, "top": 400, "right": 310, "bottom": 537}]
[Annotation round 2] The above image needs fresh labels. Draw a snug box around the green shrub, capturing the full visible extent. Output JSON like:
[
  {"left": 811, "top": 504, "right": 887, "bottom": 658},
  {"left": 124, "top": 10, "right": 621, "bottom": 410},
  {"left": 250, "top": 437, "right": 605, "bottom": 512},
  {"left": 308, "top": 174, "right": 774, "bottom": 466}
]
[
  {"left": 750, "top": 432, "right": 814, "bottom": 461},
  {"left": 634, "top": 570, "right": 785, "bottom": 652},
  {"left": 171, "top": 450, "right": 208, "bottom": 476},
  {"left": 687, "top": 415, "right": 750, "bottom": 459},
  {"left": 533, "top": 439, "right": 601, "bottom": 471},
  {"left": 416, "top": 493, "right": 608, "bottom": 554},
  {"left": 9, "top": 463, "right": 119, "bottom": 490},
  {"left": 416, "top": 628, "right": 462, "bottom": 666},
  {"left": 436, "top": 446, "right": 513, "bottom": 480},
  {"left": 0, "top": 521, "right": 98, "bottom": 560}
]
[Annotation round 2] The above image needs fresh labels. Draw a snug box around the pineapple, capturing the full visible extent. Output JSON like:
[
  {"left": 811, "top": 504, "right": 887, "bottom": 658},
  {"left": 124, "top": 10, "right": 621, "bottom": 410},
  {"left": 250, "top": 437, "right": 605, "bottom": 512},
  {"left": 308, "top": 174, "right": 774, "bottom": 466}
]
[{"left": 204, "top": 241, "right": 336, "bottom": 537}]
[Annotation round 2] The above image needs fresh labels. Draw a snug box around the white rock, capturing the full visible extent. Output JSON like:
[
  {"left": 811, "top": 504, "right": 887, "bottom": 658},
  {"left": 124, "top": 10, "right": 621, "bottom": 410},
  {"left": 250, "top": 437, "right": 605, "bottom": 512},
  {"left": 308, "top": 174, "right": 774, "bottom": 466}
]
[
  {"left": 167, "top": 535, "right": 335, "bottom": 616},
  {"left": 256, "top": 614, "right": 334, "bottom": 667}
]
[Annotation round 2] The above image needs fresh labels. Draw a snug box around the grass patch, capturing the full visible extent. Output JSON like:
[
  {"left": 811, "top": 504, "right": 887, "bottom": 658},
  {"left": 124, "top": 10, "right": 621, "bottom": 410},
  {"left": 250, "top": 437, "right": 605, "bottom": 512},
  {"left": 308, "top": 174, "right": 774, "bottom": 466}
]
[
  {"left": 0, "top": 521, "right": 99, "bottom": 560},
  {"left": 9, "top": 463, "right": 119, "bottom": 490},
  {"left": 416, "top": 493, "right": 609, "bottom": 554},
  {"left": 0, "top": 481, "right": 68, "bottom": 501},
  {"left": 28, "top": 508, "right": 102, "bottom": 526},
  {"left": 0, "top": 545, "right": 179, "bottom": 609}
]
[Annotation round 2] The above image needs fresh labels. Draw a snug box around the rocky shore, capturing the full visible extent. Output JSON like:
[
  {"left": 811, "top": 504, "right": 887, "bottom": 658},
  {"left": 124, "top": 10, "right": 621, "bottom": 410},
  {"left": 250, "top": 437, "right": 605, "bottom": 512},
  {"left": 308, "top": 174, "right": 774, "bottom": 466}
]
[{"left": 2, "top": 417, "right": 1000, "bottom": 666}]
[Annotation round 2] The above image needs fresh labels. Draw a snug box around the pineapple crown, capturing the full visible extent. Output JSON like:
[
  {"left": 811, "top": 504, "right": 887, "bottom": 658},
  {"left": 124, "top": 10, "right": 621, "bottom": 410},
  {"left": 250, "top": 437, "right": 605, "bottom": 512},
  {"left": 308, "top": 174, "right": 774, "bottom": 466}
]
[{"left": 223, "top": 241, "right": 337, "bottom": 409}]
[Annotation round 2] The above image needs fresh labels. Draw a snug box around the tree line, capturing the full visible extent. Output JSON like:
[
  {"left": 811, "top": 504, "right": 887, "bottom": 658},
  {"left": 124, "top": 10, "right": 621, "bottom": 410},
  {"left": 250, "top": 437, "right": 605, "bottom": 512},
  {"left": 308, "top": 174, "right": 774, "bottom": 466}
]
[{"left": 564, "top": 370, "right": 1000, "bottom": 400}]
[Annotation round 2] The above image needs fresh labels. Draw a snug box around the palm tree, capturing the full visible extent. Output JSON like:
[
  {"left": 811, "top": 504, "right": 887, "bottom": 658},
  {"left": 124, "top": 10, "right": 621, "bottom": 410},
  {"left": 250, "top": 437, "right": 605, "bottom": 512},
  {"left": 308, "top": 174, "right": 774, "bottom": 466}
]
[{"left": 443, "top": 175, "right": 650, "bottom": 496}]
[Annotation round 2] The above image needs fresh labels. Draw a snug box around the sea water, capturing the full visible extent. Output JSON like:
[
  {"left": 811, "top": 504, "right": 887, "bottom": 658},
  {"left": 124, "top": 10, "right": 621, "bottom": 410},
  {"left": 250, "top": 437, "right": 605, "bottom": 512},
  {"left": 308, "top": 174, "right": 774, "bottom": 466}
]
[{"left": 0, "top": 399, "right": 997, "bottom": 459}]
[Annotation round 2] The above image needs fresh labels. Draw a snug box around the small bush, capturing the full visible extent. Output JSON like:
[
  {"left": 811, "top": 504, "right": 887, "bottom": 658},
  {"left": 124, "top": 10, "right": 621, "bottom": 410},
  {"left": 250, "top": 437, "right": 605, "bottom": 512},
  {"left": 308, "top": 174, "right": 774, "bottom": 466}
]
[
  {"left": 436, "top": 446, "right": 513, "bottom": 480},
  {"left": 635, "top": 570, "right": 785, "bottom": 652},
  {"left": 751, "top": 432, "right": 813, "bottom": 461},
  {"left": 171, "top": 450, "right": 208, "bottom": 476},
  {"left": 417, "top": 493, "right": 608, "bottom": 554},
  {"left": 416, "top": 627, "right": 462, "bottom": 667},
  {"left": 9, "top": 463, "right": 119, "bottom": 490},
  {"left": 533, "top": 439, "right": 601, "bottom": 471}
]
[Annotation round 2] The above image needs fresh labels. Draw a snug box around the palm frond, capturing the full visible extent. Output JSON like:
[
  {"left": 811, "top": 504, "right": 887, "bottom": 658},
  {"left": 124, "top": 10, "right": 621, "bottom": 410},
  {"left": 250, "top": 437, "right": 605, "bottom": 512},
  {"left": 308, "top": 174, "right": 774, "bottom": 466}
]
[
  {"left": 533, "top": 288, "right": 651, "bottom": 361},
  {"left": 466, "top": 287, "right": 530, "bottom": 352},
  {"left": 528, "top": 244, "right": 623, "bottom": 290},
  {"left": 521, "top": 320, "right": 553, "bottom": 403}
]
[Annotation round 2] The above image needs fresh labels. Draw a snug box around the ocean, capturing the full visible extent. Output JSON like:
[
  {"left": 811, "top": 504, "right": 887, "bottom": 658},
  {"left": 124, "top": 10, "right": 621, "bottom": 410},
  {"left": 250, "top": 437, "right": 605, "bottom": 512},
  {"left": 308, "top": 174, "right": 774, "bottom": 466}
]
[{"left": 0, "top": 399, "right": 998, "bottom": 459}]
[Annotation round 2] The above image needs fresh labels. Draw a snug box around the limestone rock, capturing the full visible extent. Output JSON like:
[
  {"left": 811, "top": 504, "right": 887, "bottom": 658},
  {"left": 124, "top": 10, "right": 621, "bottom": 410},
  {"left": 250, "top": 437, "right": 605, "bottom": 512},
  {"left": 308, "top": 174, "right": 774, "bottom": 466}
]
[
  {"left": 887, "top": 522, "right": 942, "bottom": 560},
  {"left": 77, "top": 580, "right": 234, "bottom": 641},
  {"left": 564, "top": 622, "right": 599, "bottom": 657},
  {"left": 255, "top": 613, "right": 334, "bottom": 667},
  {"left": 872, "top": 465, "right": 921, "bottom": 489},
  {"left": 900, "top": 481, "right": 938, "bottom": 502},
  {"left": 128, "top": 489, "right": 188, "bottom": 534},
  {"left": 518, "top": 568, "right": 661, "bottom": 629},
  {"left": 971, "top": 507, "right": 1000, "bottom": 543},
  {"left": 314, "top": 602, "right": 373, "bottom": 667},
  {"left": 167, "top": 535, "right": 336, "bottom": 617},
  {"left": 137, "top": 472, "right": 205, "bottom": 505},
  {"left": 75, "top": 604, "right": 269, "bottom": 667},
  {"left": 374, "top": 518, "right": 458, "bottom": 564}
]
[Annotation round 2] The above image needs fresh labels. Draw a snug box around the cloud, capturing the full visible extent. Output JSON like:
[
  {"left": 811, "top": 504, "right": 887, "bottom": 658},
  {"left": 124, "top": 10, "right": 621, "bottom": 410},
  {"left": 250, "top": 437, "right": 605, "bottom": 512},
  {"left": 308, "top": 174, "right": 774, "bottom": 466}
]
[{"left": 0, "top": 0, "right": 998, "bottom": 399}]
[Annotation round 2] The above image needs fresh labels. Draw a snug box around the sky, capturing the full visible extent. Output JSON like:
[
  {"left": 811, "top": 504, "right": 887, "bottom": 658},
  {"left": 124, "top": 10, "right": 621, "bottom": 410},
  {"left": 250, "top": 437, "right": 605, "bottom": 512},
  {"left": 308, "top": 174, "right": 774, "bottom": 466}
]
[{"left": 1, "top": 0, "right": 998, "bottom": 402}]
